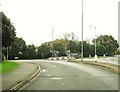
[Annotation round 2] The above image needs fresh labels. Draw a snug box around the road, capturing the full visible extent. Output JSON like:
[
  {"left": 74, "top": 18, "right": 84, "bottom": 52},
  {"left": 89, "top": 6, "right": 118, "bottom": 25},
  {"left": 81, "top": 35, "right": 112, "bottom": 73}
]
[
  {"left": 77, "top": 55, "right": 120, "bottom": 66},
  {"left": 23, "top": 60, "right": 118, "bottom": 90}
]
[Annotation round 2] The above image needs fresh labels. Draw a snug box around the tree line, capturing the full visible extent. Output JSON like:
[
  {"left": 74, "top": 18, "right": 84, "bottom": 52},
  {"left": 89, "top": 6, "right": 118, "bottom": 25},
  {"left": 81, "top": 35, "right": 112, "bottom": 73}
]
[{"left": 1, "top": 12, "right": 119, "bottom": 60}]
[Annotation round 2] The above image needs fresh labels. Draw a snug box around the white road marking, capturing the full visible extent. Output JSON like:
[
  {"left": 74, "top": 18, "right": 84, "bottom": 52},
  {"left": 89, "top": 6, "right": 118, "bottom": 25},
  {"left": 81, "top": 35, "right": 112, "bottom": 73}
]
[
  {"left": 50, "top": 77, "right": 62, "bottom": 80},
  {"left": 42, "top": 69, "right": 46, "bottom": 73}
]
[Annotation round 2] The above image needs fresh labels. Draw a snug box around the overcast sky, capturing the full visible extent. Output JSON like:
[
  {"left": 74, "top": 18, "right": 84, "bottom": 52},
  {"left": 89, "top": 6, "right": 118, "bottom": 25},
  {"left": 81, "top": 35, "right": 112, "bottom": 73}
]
[{"left": 0, "top": 0, "right": 119, "bottom": 46}]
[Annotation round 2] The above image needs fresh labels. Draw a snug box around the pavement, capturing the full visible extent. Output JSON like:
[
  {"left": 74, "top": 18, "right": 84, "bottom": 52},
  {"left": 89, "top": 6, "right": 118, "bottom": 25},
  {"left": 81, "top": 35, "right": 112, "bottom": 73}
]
[{"left": 1, "top": 62, "right": 38, "bottom": 91}]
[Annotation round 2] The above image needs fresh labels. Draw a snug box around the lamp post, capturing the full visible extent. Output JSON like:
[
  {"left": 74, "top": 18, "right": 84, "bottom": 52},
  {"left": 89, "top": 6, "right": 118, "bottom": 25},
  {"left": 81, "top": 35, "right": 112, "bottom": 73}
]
[
  {"left": 52, "top": 29, "right": 54, "bottom": 60},
  {"left": 81, "top": 0, "right": 83, "bottom": 61},
  {"left": 90, "top": 25, "right": 97, "bottom": 61}
]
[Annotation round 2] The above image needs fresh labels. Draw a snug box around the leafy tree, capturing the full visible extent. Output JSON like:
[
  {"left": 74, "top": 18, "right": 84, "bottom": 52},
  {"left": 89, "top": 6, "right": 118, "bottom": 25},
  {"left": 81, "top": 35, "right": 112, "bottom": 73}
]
[
  {"left": 25, "top": 45, "right": 36, "bottom": 59},
  {"left": 1, "top": 12, "right": 16, "bottom": 60},
  {"left": 83, "top": 41, "right": 90, "bottom": 57},
  {"left": 67, "top": 40, "right": 78, "bottom": 53},
  {"left": 89, "top": 44, "right": 106, "bottom": 56},
  {"left": 9, "top": 37, "right": 26, "bottom": 59},
  {"left": 60, "top": 39, "right": 69, "bottom": 53},
  {"left": 89, "top": 44, "right": 94, "bottom": 56},
  {"left": 115, "top": 49, "right": 120, "bottom": 55},
  {"left": 78, "top": 41, "right": 91, "bottom": 57},
  {"left": 53, "top": 39, "right": 66, "bottom": 56},
  {"left": 96, "top": 44, "right": 106, "bottom": 56},
  {"left": 93, "top": 35, "right": 119, "bottom": 56},
  {"left": 1, "top": 12, "right": 16, "bottom": 47},
  {"left": 37, "top": 42, "right": 51, "bottom": 59}
]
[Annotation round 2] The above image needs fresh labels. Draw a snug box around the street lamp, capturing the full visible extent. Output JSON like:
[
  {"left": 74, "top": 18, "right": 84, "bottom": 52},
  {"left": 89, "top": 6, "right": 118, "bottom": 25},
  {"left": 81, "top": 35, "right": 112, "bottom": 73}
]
[
  {"left": 81, "top": 0, "right": 83, "bottom": 61},
  {"left": 90, "top": 25, "right": 97, "bottom": 61},
  {"left": 52, "top": 29, "right": 54, "bottom": 60}
]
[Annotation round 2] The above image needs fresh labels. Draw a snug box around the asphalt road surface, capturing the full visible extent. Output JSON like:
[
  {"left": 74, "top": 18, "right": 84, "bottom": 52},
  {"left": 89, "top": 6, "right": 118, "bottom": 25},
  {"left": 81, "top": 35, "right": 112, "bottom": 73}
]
[
  {"left": 78, "top": 55, "right": 120, "bottom": 66},
  {"left": 22, "top": 60, "right": 118, "bottom": 90}
]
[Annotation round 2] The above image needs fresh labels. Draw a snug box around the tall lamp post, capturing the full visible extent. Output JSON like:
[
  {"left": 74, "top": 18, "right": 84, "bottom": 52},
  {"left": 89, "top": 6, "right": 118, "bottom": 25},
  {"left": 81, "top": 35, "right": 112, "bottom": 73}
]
[
  {"left": 90, "top": 25, "right": 97, "bottom": 61},
  {"left": 52, "top": 29, "right": 54, "bottom": 60},
  {"left": 81, "top": 0, "right": 83, "bottom": 61}
]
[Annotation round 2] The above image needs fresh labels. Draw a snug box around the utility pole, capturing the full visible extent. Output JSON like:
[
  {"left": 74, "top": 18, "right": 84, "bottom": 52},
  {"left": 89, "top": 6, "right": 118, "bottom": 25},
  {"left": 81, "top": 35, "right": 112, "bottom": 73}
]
[
  {"left": 81, "top": 0, "right": 83, "bottom": 61},
  {"left": 52, "top": 29, "right": 54, "bottom": 59},
  {"left": 90, "top": 26, "right": 97, "bottom": 61},
  {"left": 94, "top": 27, "right": 97, "bottom": 61}
]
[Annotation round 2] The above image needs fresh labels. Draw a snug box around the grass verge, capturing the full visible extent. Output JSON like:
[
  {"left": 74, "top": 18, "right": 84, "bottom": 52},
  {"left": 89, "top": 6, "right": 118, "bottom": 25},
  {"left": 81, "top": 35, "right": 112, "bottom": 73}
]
[{"left": 0, "top": 61, "right": 19, "bottom": 74}]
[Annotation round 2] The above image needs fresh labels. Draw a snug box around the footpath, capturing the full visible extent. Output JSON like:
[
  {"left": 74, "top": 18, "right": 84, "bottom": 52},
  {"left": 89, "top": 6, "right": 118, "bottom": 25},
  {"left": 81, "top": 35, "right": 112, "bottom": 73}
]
[{"left": 1, "top": 62, "right": 38, "bottom": 91}]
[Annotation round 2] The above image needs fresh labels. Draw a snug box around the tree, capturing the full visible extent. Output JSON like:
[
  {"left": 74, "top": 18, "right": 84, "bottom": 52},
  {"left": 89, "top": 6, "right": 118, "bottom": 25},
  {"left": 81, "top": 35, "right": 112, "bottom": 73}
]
[
  {"left": 89, "top": 44, "right": 94, "bottom": 56},
  {"left": 1, "top": 12, "right": 16, "bottom": 60},
  {"left": 93, "top": 35, "right": 119, "bottom": 56},
  {"left": 78, "top": 41, "right": 92, "bottom": 57},
  {"left": 25, "top": 45, "right": 36, "bottom": 59},
  {"left": 96, "top": 44, "right": 106, "bottom": 56},
  {"left": 37, "top": 42, "right": 51, "bottom": 59},
  {"left": 67, "top": 40, "right": 78, "bottom": 53},
  {"left": 83, "top": 41, "right": 90, "bottom": 57},
  {"left": 1, "top": 12, "right": 16, "bottom": 47},
  {"left": 8, "top": 37, "right": 26, "bottom": 59},
  {"left": 53, "top": 39, "right": 66, "bottom": 56},
  {"left": 115, "top": 49, "right": 120, "bottom": 55},
  {"left": 60, "top": 39, "right": 69, "bottom": 54}
]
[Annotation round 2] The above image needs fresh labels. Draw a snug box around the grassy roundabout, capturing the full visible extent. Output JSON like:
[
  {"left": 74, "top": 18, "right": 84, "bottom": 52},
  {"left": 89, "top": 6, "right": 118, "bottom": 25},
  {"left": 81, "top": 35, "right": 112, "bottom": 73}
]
[{"left": 0, "top": 61, "right": 19, "bottom": 74}]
